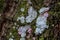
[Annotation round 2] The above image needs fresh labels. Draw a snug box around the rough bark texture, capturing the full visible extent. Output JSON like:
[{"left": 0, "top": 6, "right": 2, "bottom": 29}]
[{"left": 0, "top": 0, "right": 20, "bottom": 40}]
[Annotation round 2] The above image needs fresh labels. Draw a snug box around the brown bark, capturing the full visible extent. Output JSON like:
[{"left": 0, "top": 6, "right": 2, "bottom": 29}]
[{"left": 0, "top": 0, "right": 21, "bottom": 40}]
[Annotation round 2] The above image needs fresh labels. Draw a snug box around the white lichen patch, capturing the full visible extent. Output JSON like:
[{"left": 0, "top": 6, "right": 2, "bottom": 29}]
[
  {"left": 20, "top": 8, "right": 25, "bottom": 12},
  {"left": 20, "top": 38, "right": 25, "bottom": 40},
  {"left": 18, "top": 25, "right": 31, "bottom": 38},
  {"left": 26, "top": 6, "right": 37, "bottom": 23},
  {"left": 9, "top": 38, "right": 13, "bottom": 40},
  {"left": 35, "top": 7, "right": 49, "bottom": 35},
  {"left": 17, "top": 16, "right": 25, "bottom": 23}
]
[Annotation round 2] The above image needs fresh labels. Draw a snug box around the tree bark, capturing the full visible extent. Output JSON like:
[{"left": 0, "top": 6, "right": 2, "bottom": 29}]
[{"left": 0, "top": 0, "right": 20, "bottom": 40}]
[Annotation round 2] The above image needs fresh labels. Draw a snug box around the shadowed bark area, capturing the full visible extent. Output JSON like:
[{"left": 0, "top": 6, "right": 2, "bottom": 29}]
[{"left": 0, "top": 0, "right": 20, "bottom": 40}]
